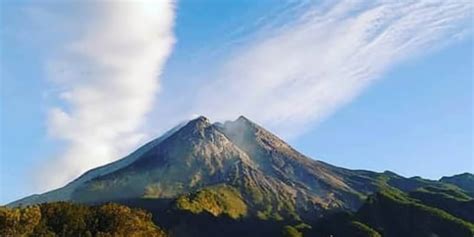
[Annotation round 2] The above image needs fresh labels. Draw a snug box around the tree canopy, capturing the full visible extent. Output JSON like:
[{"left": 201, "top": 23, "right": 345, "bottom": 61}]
[{"left": 0, "top": 202, "right": 166, "bottom": 237}]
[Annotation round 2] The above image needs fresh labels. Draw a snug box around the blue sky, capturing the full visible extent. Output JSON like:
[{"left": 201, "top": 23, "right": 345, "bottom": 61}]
[{"left": 0, "top": 0, "right": 472, "bottom": 204}]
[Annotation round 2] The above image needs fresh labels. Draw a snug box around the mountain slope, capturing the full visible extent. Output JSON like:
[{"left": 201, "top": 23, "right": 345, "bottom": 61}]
[
  {"left": 9, "top": 116, "right": 471, "bottom": 224},
  {"left": 304, "top": 187, "right": 474, "bottom": 237},
  {"left": 355, "top": 189, "right": 474, "bottom": 237},
  {"left": 9, "top": 120, "right": 190, "bottom": 206},
  {"left": 440, "top": 173, "right": 474, "bottom": 194}
]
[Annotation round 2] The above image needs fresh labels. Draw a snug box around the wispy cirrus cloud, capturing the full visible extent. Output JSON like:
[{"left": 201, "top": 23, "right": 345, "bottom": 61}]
[
  {"left": 39, "top": 1, "right": 176, "bottom": 190},
  {"left": 34, "top": 0, "right": 472, "bottom": 190},
  {"left": 188, "top": 1, "right": 472, "bottom": 137}
]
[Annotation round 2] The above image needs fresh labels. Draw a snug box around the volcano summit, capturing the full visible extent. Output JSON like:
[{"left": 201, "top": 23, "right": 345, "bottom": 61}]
[{"left": 8, "top": 116, "right": 474, "bottom": 237}]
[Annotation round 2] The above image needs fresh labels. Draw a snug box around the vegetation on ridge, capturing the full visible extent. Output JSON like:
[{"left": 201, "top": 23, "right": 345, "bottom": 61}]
[
  {"left": 175, "top": 185, "right": 247, "bottom": 219},
  {"left": 5, "top": 117, "right": 474, "bottom": 236}
]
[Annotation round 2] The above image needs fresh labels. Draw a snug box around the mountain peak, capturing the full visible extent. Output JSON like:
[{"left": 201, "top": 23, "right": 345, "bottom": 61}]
[
  {"left": 8, "top": 114, "right": 474, "bottom": 233},
  {"left": 236, "top": 115, "right": 249, "bottom": 122},
  {"left": 192, "top": 115, "right": 210, "bottom": 124},
  {"left": 180, "top": 116, "right": 211, "bottom": 132},
  {"left": 222, "top": 115, "right": 259, "bottom": 132},
  {"left": 235, "top": 115, "right": 255, "bottom": 125}
]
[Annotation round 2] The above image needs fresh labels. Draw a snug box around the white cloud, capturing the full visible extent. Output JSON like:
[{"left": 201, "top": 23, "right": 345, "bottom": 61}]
[
  {"left": 39, "top": 1, "right": 176, "bottom": 190},
  {"left": 34, "top": 0, "right": 472, "bottom": 191},
  {"left": 190, "top": 1, "right": 472, "bottom": 137}
]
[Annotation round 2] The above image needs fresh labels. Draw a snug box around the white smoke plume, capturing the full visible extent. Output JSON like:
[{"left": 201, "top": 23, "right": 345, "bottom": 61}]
[{"left": 40, "top": 1, "right": 176, "bottom": 190}]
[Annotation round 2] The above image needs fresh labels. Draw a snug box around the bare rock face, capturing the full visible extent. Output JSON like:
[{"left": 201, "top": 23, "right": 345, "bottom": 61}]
[{"left": 10, "top": 116, "right": 449, "bottom": 220}]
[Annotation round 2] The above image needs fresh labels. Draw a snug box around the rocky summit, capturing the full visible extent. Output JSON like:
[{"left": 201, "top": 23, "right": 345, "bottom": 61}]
[{"left": 8, "top": 116, "right": 474, "bottom": 237}]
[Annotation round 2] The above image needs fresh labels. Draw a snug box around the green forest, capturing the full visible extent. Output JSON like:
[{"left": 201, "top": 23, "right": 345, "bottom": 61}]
[
  {"left": 0, "top": 202, "right": 166, "bottom": 237},
  {"left": 2, "top": 184, "right": 474, "bottom": 237}
]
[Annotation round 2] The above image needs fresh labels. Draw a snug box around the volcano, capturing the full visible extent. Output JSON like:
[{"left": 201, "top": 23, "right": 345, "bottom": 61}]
[{"left": 9, "top": 116, "right": 474, "bottom": 237}]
